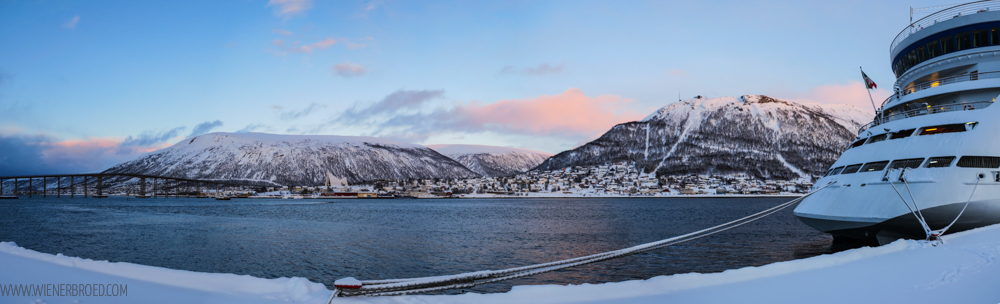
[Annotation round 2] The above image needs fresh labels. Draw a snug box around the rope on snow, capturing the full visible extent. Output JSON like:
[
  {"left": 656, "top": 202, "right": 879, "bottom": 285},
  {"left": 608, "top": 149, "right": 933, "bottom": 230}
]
[{"left": 328, "top": 181, "right": 837, "bottom": 301}]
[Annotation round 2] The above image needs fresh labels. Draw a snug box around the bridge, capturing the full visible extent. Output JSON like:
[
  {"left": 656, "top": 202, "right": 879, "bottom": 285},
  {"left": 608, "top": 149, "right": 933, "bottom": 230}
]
[{"left": 0, "top": 173, "right": 274, "bottom": 198}]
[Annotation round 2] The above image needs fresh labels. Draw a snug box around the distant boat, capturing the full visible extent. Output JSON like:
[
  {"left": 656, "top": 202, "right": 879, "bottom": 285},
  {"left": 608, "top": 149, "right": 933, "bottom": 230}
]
[
  {"left": 0, "top": 196, "right": 18, "bottom": 200},
  {"left": 92, "top": 195, "right": 108, "bottom": 198},
  {"left": 215, "top": 197, "right": 231, "bottom": 200}
]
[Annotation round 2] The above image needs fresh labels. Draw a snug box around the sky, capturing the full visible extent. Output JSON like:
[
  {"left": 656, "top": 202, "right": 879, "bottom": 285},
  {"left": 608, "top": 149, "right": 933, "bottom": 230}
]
[{"left": 0, "top": 0, "right": 950, "bottom": 175}]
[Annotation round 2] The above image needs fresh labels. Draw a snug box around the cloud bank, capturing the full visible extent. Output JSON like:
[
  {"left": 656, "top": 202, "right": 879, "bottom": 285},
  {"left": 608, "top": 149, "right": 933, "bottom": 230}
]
[
  {"left": 336, "top": 88, "right": 645, "bottom": 143},
  {"left": 189, "top": 120, "right": 223, "bottom": 137}
]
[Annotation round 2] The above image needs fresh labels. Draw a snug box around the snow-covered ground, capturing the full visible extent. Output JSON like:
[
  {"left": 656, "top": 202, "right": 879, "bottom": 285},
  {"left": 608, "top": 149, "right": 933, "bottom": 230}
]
[{"left": 2, "top": 224, "right": 999, "bottom": 304}]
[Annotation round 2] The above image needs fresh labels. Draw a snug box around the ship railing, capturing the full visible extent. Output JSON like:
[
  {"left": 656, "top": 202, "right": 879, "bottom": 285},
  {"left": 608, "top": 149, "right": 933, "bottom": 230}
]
[
  {"left": 900, "top": 70, "right": 1000, "bottom": 96},
  {"left": 891, "top": 0, "right": 1000, "bottom": 55},
  {"left": 858, "top": 100, "right": 994, "bottom": 135},
  {"left": 880, "top": 95, "right": 893, "bottom": 108}
]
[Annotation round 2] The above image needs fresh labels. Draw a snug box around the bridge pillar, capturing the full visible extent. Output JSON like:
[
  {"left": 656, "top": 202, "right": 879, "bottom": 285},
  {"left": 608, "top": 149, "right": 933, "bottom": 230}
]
[
  {"left": 43, "top": 177, "right": 46, "bottom": 198},
  {"left": 97, "top": 176, "right": 103, "bottom": 196},
  {"left": 70, "top": 177, "right": 74, "bottom": 198},
  {"left": 15, "top": 178, "right": 18, "bottom": 196},
  {"left": 29, "top": 178, "right": 32, "bottom": 198},
  {"left": 83, "top": 176, "right": 88, "bottom": 198},
  {"left": 58, "top": 177, "right": 61, "bottom": 198}
]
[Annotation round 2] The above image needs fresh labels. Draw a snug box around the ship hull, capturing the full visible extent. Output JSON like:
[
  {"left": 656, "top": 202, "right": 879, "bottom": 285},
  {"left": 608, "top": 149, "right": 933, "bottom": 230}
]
[{"left": 797, "top": 199, "right": 1000, "bottom": 243}]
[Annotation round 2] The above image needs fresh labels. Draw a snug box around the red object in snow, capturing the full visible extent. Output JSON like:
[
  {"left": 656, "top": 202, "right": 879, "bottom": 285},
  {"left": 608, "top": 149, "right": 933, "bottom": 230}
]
[{"left": 334, "top": 277, "right": 363, "bottom": 289}]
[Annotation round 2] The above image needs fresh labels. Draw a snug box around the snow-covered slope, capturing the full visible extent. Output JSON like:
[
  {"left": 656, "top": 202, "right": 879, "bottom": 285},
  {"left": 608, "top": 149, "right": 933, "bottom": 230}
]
[
  {"left": 103, "top": 132, "right": 479, "bottom": 185},
  {"left": 536, "top": 95, "right": 872, "bottom": 180},
  {"left": 427, "top": 144, "right": 553, "bottom": 177}
]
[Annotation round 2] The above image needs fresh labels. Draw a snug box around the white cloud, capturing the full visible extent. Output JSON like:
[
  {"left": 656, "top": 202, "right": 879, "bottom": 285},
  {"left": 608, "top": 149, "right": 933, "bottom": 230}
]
[
  {"left": 62, "top": 16, "right": 80, "bottom": 29},
  {"left": 267, "top": 0, "right": 312, "bottom": 17}
]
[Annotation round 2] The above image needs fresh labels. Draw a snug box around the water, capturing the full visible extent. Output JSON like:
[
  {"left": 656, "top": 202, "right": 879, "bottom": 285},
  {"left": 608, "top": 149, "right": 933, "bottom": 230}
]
[{"left": 0, "top": 196, "right": 861, "bottom": 294}]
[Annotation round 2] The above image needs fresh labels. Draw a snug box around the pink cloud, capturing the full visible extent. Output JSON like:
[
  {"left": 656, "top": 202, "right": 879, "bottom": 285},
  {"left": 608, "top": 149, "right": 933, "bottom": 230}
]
[
  {"left": 332, "top": 61, "right": 368, "bottom": 78},
  {"left": 784, "top": 80, "right": 892, "bottom": 110},
  {"left": 272, "top": 29, "right": 292, "bottom": 36},
  {"left": 40, "top": 137, "right": 165, "bottom": 171},
  {"left": 271, "top": 39, "right": 286, "bottom": 47},
  {"left": 453, "top": 88, "right": 644, "bottom": 136},
  {"left": 267, "top": 0, "right": 312, "bottom": 17},
  {"left": 344, "top": 88, "right": 648, "bottom": 142},
  {"left": 290, "top": 37, "right": 336, "bottom": 53}
]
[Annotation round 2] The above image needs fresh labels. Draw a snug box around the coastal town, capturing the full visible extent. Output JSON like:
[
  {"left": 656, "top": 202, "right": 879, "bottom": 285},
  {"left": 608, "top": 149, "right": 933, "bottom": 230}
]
[{"left": 266, "top": 161, "right": 815, "bottom": 198}]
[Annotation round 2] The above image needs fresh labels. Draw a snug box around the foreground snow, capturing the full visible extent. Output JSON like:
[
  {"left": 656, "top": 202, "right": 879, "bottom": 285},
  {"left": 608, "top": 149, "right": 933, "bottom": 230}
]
[{"left": 2, "top": 224, "right": 999, "bottom": 303}]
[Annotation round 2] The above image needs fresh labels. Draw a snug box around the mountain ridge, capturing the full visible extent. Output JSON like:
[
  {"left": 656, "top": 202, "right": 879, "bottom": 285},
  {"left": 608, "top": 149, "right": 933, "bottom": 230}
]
[
  {"left": 427, "top": 144, "right": 553, "bottom": 177},
  {"left": 102, "top": 132, "right": 480, "bottom": 185},
  {"left": 534, "top": 95, "right": 871, "bottom": 181}
]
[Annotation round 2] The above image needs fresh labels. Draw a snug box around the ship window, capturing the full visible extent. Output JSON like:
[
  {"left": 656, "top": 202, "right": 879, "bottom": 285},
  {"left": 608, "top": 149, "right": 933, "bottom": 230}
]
[
  {"left": 841, "top": 164, "right": 863, "bottom": 174},
  {"left": 890, "top": 129, "right": 916, "bottom": 139},
  {"left": 908, "top": 50, "right": 917, "bottom": 66},
  {"left": 919, "top": 123, "right": 969, "bottom": 135},
  {"left": 916, "top": 45, "right": 927, "bottom": 62},
  {"left": 993, "top": 28, "right": 1000, "bottom": 45},
  {"left": 826, "top": 166, "right": 844, "bottom": 176},
  {"left": 926, "top": 156, "right": 956, "bottom": 168},
  {"left": 860, "top": 161, "right": 890, "bottom": 172},
  {"left": 866, "top": 134, "right": 888, "bottom": 144},
  {"left": 957, "top": 32, "right": 971, "bottom": 50},
  {"left": 889, "top": 158, "right": 924, "bottom": 169},
  {"left": 974, "top": 29, "right": 990, "bottom": 47},
  {"left": 941, "top": 35, "right": 954, "bottom": 54},
  {"left": 850, "top": 138, "right": 866, "bottom": 148},
  {"left": 957, "top": 156, "right": 1000, "bottom": 168}
]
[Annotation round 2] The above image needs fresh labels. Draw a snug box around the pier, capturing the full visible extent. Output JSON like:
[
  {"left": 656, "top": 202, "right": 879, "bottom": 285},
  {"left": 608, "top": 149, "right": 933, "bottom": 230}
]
[{"left": 0, "top": 173, "right": 269, "bottom": 198}]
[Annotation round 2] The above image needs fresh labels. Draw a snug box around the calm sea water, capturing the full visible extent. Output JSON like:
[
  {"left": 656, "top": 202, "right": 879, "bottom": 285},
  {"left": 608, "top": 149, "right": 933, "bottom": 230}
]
[{"left": 0, "top": 196, "right": 861, "bottom": 294}]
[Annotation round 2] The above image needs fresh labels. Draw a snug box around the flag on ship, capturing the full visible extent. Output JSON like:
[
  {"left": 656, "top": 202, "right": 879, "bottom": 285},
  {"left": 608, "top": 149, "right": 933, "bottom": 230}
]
[{"left": 861, "top": 71, "right": 877, "bottom": 89}]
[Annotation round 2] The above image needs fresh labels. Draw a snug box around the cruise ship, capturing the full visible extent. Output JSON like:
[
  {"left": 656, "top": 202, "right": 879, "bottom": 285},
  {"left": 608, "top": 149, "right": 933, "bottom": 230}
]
[{"left": 794, "top": 1, "right": 1000, "bottom": 244}]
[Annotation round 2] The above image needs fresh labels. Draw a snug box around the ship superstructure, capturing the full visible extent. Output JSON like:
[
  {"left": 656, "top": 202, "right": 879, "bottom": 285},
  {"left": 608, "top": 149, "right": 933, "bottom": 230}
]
[{"left": 794, "top": 1, "right": 1000, "bottom": 243}]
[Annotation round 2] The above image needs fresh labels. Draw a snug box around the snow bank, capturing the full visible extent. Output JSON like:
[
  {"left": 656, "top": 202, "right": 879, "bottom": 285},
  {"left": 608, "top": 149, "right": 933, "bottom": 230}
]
[
  {"left": 0, "top": 242, "right": 331, "bottom": 304},
  {"left": 3, "top": 224, "right": 999, "bottom": 303}
]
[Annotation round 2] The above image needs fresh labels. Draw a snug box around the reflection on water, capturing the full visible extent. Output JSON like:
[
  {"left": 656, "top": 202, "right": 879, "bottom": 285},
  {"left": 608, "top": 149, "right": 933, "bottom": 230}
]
[{"left": 0, "top": 197, "right": 861, "bottom": 294}]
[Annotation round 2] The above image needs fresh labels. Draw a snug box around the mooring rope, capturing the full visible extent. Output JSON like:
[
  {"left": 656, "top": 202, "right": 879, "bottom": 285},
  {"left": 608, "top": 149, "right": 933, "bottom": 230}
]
[
  {"left": 886, "top": 168, "right": 933, "bottom": 238},
  {"left": 327, "top": 181, "right": 835, "bottom": 301},
  {"left": 934, "top": 173, "right": 983, "bottom": 237}
]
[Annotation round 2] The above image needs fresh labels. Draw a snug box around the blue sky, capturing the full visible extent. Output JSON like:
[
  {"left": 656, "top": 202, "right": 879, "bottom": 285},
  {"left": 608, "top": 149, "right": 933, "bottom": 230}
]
[{"left": 0, "top": 0, "right": 946, "bottom": 174}]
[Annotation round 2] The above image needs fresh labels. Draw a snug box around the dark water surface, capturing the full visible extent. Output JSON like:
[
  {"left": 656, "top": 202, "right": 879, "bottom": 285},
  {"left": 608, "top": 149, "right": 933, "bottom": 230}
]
[{"left": 0, "top": 196, "right": 861, "bottom": 293}]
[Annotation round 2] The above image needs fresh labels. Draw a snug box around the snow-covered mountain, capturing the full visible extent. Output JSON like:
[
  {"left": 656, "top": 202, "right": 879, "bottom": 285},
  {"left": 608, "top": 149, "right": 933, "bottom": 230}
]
[
  {"left": 103, "top": 132, "right": 479, "bottom": 185},
  {"left": 534, "top": 95, "right": 872, "bottom": 181},
  {"left": 427, "top": 144, "right": 553, "bottom": 177}
]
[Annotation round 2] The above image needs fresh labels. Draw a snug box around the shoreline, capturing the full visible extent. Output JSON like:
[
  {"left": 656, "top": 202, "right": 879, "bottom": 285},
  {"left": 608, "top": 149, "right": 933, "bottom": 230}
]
[
  {"left": 2, "top": 224, "right": 997, "bottom": 303},
  {"left": 2, "top": 194, "right": 805, "bottom": 200}
]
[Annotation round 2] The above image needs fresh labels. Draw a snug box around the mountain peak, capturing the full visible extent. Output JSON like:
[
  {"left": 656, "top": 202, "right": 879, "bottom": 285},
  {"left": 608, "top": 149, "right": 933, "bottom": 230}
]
[
  {"left": 428, "top": 144, "right": 553, "bottom": 177},
  {"left": 105, "top": 133, "right": 478, "bottom": 185},
  {"left": 538, "top": 95, "right": 872, "bottom": 181}
]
